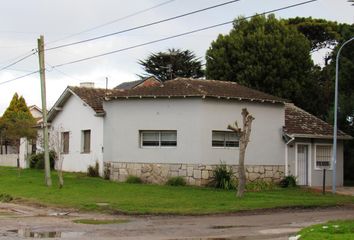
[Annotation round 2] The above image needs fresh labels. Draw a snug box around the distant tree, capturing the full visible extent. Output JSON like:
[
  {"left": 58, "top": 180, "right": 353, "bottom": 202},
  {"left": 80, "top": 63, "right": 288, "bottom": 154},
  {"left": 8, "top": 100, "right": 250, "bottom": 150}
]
[
  {"left": 205, "top": 14, "right": 314, "bottom": 111},
  {"left": 286, "top": 17, "right": 341, "bottom": 53},
  {"left": 138, "top": 48, "right": 204, "bottom": 81},
  {"left": 0, "top": 93, "right": 37, "bottom": 156}
]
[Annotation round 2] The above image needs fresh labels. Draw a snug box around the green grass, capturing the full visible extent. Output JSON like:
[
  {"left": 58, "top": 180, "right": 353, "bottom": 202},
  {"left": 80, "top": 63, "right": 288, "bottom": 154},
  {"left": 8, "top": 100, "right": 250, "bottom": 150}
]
[
  {"left": 298, "top": 219, "right": 354, "bottom": 240},
  {"left": 0, "top": 167, "right": 353, "bottom": 215},
  {"left": 73, "top": 219, "right": 129, "bottom": 224}
]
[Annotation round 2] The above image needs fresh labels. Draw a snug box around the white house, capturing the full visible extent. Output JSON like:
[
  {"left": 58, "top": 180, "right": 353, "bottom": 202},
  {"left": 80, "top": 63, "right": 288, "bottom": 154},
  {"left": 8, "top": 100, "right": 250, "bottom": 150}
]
[
  {"left": 48, "top": 77, "right": 351, "bottom": 187},
  {"left": 47, "top": 83, "right": 109, "bottom": 174}
]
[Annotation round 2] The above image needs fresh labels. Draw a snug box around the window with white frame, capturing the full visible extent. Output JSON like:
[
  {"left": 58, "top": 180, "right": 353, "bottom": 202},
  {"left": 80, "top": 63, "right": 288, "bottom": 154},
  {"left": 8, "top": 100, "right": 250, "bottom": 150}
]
[
  {"left": 212, "top": 131, "right": 239, "bottom": 148},
  {"left": 140, "top": 131, "right": 177, "bottom": 147},
  {"left": 315, "top": 145, "right": 332, "bottom": 169}
]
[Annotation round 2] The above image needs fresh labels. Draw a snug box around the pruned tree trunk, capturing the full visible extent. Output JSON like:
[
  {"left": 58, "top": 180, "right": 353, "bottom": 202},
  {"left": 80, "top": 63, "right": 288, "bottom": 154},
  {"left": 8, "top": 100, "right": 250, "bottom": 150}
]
[
  {"left": 57, "top": 154, "right": 64, "bottom": 188},
  {"left": 228, "top": 108, "right": 255, "bottom": 198}
]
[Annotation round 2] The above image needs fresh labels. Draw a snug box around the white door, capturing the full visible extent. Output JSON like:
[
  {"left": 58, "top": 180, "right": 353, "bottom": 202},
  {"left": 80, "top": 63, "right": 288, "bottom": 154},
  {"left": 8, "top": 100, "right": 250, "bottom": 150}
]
[{"left": 297, "top": 144, "right": 309, "bottom": 186}]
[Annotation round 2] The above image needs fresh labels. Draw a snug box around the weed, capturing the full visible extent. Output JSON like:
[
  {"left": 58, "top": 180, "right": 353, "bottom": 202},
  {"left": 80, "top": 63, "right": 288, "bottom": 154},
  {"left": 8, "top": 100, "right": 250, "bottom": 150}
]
[
  {"left": 87, "top": 162, "right": 99, "bottom": 177},
  {"left": 246, "top": 180, "right": 276, "bottom": 191},
  {"left": 166, "top": 176, "right": 186, "bottom": 186},
  {"left": 279, "top": 175, "right": 297, "bottom": 188},
  {"left": 210, "top": 163, "right": 236, "bottom": 190},
  {"left": 125, "top": 175, "right": 143, "bottom": 184},
  {"left": 0, "top": 193, "right": 13, "bottom": 202}
]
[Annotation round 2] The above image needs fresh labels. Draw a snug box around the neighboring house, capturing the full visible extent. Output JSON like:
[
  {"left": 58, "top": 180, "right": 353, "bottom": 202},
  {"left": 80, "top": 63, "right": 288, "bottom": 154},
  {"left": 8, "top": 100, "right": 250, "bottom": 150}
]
[
  {"left": 283, "top": 103, "right": 351, "bottom": 187},
  {"left": 0, "top": 105, "right": 42, "bottom": 167},
  {"left": 29, "top": 105, "right": 43, "bottom": 124},
  {"left": 48, "top": 77, "right": 351, "bottom": 187},
  {"left": 47, "top": 83, "right": 110, "bottom": 174}
]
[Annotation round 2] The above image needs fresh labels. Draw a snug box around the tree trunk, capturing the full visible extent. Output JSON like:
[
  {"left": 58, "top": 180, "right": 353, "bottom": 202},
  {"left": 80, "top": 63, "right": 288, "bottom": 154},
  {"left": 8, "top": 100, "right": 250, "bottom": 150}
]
[
  {"left": 228, "top": 108, "right": 254, "bottom": 198},
  {"left": 57, "top": 156, "right": 64, "bottom": 188},
  {"left": 237, "top": 144, "right": 246, "bottom": 197}
]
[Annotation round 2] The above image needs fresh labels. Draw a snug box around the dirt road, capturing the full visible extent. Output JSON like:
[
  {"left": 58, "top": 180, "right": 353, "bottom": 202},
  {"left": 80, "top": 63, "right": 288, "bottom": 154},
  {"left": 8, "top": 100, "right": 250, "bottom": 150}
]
[{"left": 0, "top": 203, "right": 353, "bottom": 239}]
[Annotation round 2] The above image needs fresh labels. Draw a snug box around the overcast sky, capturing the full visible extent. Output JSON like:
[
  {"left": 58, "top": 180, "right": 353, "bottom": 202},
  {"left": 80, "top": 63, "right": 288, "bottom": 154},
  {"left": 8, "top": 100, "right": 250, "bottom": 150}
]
[{"left": 0, "top": 0, "right": 353, "bottom": 114}]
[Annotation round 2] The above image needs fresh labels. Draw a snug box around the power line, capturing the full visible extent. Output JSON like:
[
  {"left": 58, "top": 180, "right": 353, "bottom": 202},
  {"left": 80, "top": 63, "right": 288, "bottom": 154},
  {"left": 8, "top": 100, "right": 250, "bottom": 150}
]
[
  {"left": 46, "top": 0, "right": 242, "bottom": 51},
  {"left": 47, "top": 0, "right": 175, "bottom": 45},
  {"left": 0, "top": 50, "right": 37, "bottom": 72},
  {"left": 52, "top": 0, "right": 317, "bottom": 69},
  {"left": 0, "top": 70, "right": 38, "bottom": 86},
  {"left": 46, "top": 62, "right": 85, "bottom": 82}
]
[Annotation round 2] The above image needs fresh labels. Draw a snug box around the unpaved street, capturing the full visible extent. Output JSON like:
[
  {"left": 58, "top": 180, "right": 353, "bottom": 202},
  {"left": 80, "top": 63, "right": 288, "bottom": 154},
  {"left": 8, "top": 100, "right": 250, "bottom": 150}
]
[{"left": 0, "top": 203, "right": 353, "bottom": 240}]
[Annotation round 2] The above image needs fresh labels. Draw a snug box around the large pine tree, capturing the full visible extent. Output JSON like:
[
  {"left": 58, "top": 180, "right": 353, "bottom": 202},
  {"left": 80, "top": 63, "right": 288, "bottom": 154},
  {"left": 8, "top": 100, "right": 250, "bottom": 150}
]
[
  {"left": 0, "top": 93, "right": 37, "bottom": 153},
  {"left": 138, "top": 48, "right": 204, "bottom": 81}
]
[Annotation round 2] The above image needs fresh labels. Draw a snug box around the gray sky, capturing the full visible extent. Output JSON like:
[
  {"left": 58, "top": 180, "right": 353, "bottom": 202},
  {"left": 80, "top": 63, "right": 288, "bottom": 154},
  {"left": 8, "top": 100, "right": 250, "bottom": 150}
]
[{"left": 0, "top": 0, "right": 353, "bottom": 114}]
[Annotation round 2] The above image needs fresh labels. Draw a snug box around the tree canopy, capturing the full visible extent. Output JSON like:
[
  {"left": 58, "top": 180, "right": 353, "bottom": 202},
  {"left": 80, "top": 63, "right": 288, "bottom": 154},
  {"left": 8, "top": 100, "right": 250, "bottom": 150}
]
[
  {"left": 138, "top": 48, "right": 204, "bottom": 81},
  {"left": 206, "top": 14, "right": 314, "bottom": 110},
  {"left": 0, "top": 93, "right": 37, "bottom": 149},
  {"left": 286, "top": 17, "right": 341, "bottom": 52}
]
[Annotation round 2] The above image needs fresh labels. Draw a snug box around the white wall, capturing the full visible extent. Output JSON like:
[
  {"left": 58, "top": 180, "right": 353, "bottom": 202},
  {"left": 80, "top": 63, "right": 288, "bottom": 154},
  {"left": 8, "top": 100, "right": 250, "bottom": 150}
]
[
  {"left": 103, "top": 98, "right": 285, "bottom": 166},
  {"left": 0, "top": 154, "right": 18, "bottom": 167},
  {"left": 50, "top": 94, "right": 104, "bottom": 173}
]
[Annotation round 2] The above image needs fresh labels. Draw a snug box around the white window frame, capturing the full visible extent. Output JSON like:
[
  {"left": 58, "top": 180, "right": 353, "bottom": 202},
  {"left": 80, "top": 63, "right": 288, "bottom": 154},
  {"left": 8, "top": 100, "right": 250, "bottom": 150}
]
[
  {"left": 140, "top": 130, "right": 177, "bottom": 148},
  {"left": 211, "top": 130, "right": 239, "bottom": 149},
  {"left": 314, "top": 144, "right": 332, "bottom": 170}
]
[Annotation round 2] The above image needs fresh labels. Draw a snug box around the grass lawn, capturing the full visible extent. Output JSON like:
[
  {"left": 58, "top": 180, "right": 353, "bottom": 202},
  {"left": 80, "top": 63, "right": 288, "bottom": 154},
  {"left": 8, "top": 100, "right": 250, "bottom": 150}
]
[
  {"left": 0, "top": 167, "right": 353, "bottom": 215},
  {"left": 297, "top": 219, "right": 354, "bottom": 240}
]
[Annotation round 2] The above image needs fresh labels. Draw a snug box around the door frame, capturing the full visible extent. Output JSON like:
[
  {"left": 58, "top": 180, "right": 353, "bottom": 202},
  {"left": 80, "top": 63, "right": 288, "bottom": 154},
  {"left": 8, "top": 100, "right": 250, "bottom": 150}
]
[{"left": 295, "top": 142, "right": 312, "bottom": 186}]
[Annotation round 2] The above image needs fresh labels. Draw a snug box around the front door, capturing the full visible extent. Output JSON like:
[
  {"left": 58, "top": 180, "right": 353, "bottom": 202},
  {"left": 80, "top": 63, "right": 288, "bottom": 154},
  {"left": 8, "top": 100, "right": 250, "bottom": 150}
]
[{"left": 297, "top": 144, "right": 309, "bottom": 186}]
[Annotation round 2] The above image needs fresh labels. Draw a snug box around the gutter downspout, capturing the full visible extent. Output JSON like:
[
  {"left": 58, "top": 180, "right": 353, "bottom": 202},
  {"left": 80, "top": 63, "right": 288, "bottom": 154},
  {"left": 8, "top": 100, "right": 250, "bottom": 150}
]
[{"left": 284, "top": 134, "right": 295, "bottom": 176}]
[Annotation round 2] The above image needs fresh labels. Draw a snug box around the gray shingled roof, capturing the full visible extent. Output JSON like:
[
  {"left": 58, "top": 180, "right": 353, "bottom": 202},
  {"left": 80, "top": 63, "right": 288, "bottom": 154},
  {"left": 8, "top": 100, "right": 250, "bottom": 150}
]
[{"left": 114, "top": 79, "right": 144, "bottom": 90}]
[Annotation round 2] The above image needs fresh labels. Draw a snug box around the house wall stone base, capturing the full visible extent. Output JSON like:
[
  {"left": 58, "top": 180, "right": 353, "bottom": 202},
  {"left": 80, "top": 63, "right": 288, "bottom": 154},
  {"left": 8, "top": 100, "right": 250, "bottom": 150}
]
[{"left": 104, "top": 162, "right": 285, "bottom": 186}]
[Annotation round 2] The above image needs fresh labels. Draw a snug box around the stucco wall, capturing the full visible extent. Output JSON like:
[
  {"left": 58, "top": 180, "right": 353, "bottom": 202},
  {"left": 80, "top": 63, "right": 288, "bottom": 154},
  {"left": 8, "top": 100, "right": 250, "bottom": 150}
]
[
  {"left": 286, "top": 138, "right": 343, "bottom": 187},
  {"left": 50, "top": 94, "right": 104, "bottom": 173},
  {"left": 0, "top": 154, "right": 18, "bottom": 167},
  {"left": 103, "top": 98, "right": 285, "bottom": 166}
]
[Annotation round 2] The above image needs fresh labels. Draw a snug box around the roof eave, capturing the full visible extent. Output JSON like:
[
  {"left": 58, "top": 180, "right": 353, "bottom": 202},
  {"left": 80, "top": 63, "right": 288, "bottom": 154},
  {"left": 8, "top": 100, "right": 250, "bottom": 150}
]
[
  {"left": 104, "top": 95, "right": 285, "bottom": 104},
  {"left": 47, "top": 87, "right": 73, "bottom": 122},
  {"left": 287, "top": 133, "right": 353, "bottom": 140}
]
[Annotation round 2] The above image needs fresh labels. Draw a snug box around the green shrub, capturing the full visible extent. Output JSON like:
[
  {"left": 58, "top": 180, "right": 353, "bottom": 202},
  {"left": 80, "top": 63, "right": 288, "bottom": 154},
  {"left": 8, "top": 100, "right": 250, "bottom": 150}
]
[
  {"left": 210, "top": 163, "right": 236, "bottom": 190},
  {"left": 103, "top": 167, "right": 110, "bottom": 180},
  {"left": 125, "top": 175, "right": 143, "bottom": 184},
  {"left": 279, "top": 175, "right": 297, "bottom": 188},
  {"left": 0, "top": 193, "right": 13, "bottom": 202},
  {"left": 166, "top": 176, "right": 186, "bottom": 186},
  {"left": 87, "top": 162, "right": 99, "bottom": 177},
  {"left": 29, "top": 151, "right": 56, "bottom": 169},
  {"left": 246, "top": 180, "right": 276, "bottom": 191}
]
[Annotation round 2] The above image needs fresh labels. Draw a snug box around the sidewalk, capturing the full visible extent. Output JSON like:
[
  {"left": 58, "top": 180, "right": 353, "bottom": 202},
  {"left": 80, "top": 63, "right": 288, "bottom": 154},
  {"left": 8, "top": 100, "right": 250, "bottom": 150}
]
[{"left": 312, "top": 186, "right": 354, "bottom": 196}]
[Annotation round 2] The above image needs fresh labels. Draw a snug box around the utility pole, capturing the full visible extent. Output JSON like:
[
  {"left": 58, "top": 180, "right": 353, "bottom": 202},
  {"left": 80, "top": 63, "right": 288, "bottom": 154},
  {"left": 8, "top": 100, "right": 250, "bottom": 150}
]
[
  {"left": 332, "top": 37, "right": 354, "bottom": 194},
  {"left": 37, "top": 35, "right": 52, "bottom": 187}
]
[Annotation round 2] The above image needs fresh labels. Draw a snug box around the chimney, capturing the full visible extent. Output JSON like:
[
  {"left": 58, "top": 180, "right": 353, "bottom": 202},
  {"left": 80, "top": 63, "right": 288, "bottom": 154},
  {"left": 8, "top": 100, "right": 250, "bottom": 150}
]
[{"left": 80, "top": 82, "right": 95, "bottom": 88}]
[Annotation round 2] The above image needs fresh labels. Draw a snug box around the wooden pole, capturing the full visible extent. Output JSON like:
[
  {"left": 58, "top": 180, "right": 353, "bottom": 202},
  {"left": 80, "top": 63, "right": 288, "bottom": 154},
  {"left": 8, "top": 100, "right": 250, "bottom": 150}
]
[{"left": 37, "top": 35, "right": 52, "bottom": 186}]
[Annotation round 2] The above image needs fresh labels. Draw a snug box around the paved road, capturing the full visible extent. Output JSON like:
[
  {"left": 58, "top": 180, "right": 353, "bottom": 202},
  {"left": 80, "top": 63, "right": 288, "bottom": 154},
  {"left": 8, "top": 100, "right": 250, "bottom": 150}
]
[{"left": 0, "top": 203, "right": 353, "bottom": 239}]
